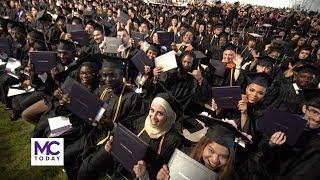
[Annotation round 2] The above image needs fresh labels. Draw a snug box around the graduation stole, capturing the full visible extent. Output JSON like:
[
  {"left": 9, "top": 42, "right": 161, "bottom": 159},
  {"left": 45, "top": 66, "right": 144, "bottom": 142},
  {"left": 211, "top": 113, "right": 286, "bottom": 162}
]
[{"left": 96, "top": 84, "right": 127, "bottom": 146}]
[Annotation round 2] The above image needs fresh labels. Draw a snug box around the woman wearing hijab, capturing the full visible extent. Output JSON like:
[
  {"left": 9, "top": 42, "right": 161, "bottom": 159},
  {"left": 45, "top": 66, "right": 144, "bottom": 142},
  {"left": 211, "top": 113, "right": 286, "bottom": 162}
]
[
  {"left": 77, "top": 93, "right": 182, "bottom": 180},
  {"left": 157, "top": 120, "right": 241, "bottom": 180}
]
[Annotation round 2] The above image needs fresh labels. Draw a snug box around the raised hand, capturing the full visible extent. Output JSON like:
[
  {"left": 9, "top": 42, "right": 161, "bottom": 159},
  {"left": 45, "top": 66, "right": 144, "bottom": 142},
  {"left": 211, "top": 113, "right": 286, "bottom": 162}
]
[{"left": 233, "top": 54, "right": 243, "bottom": 66}]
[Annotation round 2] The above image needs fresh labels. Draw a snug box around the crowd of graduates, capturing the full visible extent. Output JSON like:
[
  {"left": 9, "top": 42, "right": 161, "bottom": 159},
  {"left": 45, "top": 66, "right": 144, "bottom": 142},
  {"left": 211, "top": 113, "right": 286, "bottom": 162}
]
[{"left": 0, "top": 0, "right": 319, "bottom": 179}]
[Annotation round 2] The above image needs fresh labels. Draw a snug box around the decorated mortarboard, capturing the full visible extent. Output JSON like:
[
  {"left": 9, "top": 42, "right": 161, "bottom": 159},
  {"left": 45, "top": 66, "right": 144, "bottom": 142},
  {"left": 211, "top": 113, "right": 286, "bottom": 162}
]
[{"left": 246, "top": 72, "right": 273, "bottom": 88}]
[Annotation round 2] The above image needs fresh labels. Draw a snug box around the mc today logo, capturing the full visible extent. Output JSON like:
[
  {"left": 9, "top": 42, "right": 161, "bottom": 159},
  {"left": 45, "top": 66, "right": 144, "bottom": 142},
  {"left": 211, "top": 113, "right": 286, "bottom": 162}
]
[{"left": 31, "top": 138, "right": 64, "bottom": 166}]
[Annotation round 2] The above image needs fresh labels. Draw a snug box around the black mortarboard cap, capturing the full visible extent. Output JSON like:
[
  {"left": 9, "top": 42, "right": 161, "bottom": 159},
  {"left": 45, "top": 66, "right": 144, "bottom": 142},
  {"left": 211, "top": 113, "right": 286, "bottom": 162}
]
[
  {"left": 27, "top": 27, "right": 45, "bottom": 42},
  {"left": 155, "top": 92, "right": 183, "bottom": 118},
  {"left": 231, "top": 32, "right": 240, "bottom": 37},
  {"left": 56, "top": 39, "right": 76, "bottom": 54},
  {"left": 71, "top": 16, "right": 83, "bottom": 25},
  {"left": 11, "top": 21, "right": 27, "bottom": 35},
  {"left": 94, "top": 23, "right": 110, "bottom": 36},
  {"left": 56, "top": 15, "right": 67, "bottom": 23},
  {"left": 37, "top": 10, "right": 52, "bottom": 22},
  {"left": 301, "top": 88, "right": 320, "bottom": 109},
  {"left": 257, "top": 56, "right": 275, "bottom": 68},
  {"left": 202, "top": 117, "right": 244, "bottom": 149},
  {"left": 0, "top": 17, "right": 8, "bottom": 29},
  {"left": 147, "top": 43, "right": 161, "bottom": 55},
  {"left": 246, "top": 72, "right": 272, "bottom": 88},
  {"left": 293, "top": 63, "right": 319, "bottom": 75},
  {"left": 223, "top": 43, "right": 237, "bottom": 52},
  {"left": 194, "top": 51, "right": 207, "bottom": 60},
  {"left": 209, "top": 59, "right": 226, "bottom": 77},
  {"left": 301, "top": 88, "right": 320, "bottom": 102},
  {"left": 101, "top": 55, "right": 125, "bottom": 70}
]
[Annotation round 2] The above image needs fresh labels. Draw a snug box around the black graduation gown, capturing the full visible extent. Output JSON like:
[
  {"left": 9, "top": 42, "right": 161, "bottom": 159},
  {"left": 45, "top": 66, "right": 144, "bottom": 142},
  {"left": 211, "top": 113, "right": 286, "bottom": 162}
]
[
  {"left": 234, "top": 102, "right": 269, "bottom": 180},
  {"left": 63, "top": 85, "right": 147, "bottom": 179},
  {"left": 264, "top": 128, "right": 320, "bottom": 180},
  {"left": 52, "top": 60, "right": 81, "bottom": 86},
  {"left": 11, "top": 71, "right": 54, "bottom": 114},
  {"left": 265, "top": 81, "right": 305, "bottom": 115},
  {"left": 11, "top": 40, "right": 28, "bottom": 61},
  {"left": 205, "top": 65, "right": 247, "bottom": 89},
  {"left": 77, "top": 116, "right": 181, "bottom": 180},
  {"left": 146, "top": 69, "right": 209, "bottom": 111}
]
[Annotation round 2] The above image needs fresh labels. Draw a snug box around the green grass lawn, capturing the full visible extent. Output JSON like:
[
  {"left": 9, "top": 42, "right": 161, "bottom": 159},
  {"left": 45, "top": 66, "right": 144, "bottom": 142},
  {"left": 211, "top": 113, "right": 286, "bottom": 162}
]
[{"left": 0, "top": 103, "right": 67, "bottom": 180}]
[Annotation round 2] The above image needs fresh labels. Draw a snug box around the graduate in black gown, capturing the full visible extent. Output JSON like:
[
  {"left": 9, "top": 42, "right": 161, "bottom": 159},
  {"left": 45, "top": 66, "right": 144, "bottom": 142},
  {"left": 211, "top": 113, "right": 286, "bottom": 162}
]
[
  {"left": 10, "top": 43, "right": 54, "bottom": 121},
  {"left": 147, "top": 51, "right": 210, "bottom": 111},
  {"left": 63, "top": 55, "right": 147, "bottom": 179},
  {"left": 265, "top": 62, "right": 319, "bottom": 115},
  {"left": 77, "top": 93, "right": 182, "bottom": 180},
  {"left": 32, "top": 62, "right": 100, "bottom": 143},
  {"left": 260, "top": 89, "right": 320, "bottom": 180}
]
